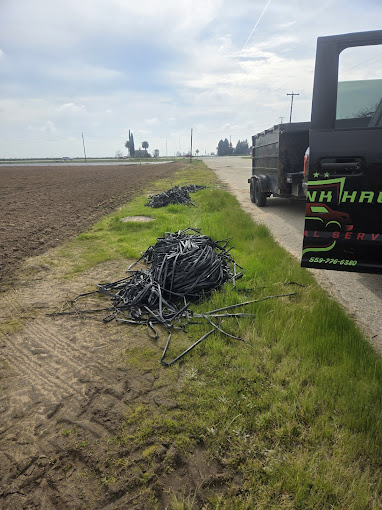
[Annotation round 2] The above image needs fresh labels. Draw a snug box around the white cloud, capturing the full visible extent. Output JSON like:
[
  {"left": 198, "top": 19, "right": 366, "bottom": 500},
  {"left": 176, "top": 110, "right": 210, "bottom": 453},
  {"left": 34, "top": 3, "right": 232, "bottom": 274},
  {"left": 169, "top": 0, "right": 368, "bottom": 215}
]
[
  {"left": 48, "top": 64, "right": 123, "bottom": 84},
  {"left": 144, "top": 118, "right": 159, "bottom": 126},
  {"left": 253, "top": 35, "right": 299, "bottom": 51},
  {"left": 277, "top": 20, "right": 297, "bottom": 29},
  {"left": 27, "top": 120, "right": 57, "bottom": 133},
  {"left": 217, "top": 34, "right": 233, "bottom": 52},
  {"left": 57, "top": 103, "right": 87, "bottom": 114}
]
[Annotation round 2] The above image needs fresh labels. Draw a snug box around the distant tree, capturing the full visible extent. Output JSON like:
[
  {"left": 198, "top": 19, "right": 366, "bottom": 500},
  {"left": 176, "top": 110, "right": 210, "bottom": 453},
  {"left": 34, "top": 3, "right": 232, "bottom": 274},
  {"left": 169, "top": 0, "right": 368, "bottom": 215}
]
[
  {"left": 115, "top": 150, "right": 124, "bottom": 158},
  {"left": 217, "top": 138, "right": 232, "bottom": 156},
  {"left": 125, "top": 130, "right": 135, "bottom": 157},
  {"left": 142, "top": 141, "right": 149, "bottom": 150},
  {"left": 124, "top": 138, "right": 129, "bottom": 155},
  {"left": 234, "top": 139, "right": 250, "bottom": 155},
  {"left": 130, "top": 131, "right": 135, "bottom": 156}
]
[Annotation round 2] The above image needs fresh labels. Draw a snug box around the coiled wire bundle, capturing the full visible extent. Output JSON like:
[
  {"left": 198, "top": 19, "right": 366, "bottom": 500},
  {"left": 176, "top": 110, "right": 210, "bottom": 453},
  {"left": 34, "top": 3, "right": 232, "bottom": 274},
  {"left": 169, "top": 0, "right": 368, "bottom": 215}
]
[
  {"left": 98, "top": 228, "right": 242, "bottom": 322},
  {"left": 145, "top": 185, "right": 206, "bottom": 208}
]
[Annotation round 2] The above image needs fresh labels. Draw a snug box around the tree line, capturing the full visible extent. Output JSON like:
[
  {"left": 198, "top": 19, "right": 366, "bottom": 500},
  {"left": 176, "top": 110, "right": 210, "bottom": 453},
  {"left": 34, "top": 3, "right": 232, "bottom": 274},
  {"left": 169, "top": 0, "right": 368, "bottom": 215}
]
[{"left": 216, "top": 138, "right": 250, "bottom": 156}]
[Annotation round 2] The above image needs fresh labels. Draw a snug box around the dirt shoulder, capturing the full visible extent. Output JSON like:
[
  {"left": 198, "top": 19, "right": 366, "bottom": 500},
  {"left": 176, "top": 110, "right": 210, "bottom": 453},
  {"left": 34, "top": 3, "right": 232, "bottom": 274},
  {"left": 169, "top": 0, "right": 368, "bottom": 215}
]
[
  {"left": 0, "top": 162, "right": 183, "bottom": 288},
  {"left": 0, "top": 258, "right": 229, "bottom": 509}
]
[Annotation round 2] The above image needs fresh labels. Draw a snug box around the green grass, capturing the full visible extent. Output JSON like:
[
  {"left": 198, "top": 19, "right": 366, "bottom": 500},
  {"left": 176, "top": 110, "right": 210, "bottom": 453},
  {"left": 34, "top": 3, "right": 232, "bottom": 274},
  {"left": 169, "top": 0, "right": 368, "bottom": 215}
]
[{"left": 40, "top": 161, "right": 382, "bottom": 508}]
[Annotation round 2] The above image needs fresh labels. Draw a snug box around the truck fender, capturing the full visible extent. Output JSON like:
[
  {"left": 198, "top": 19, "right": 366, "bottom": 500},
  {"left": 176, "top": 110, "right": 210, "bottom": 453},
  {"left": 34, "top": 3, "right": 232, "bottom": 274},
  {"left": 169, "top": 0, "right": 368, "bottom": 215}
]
[{"left": 249, "top": 174, "right": 270, "bottom": 193}]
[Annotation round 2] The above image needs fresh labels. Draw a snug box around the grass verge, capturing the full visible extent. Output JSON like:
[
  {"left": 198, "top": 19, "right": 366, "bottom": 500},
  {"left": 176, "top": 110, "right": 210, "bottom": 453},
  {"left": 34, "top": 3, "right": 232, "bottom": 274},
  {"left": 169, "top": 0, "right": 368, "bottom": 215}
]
[{"left": 31, "top": 161, "right": 382, "bottom": 508}]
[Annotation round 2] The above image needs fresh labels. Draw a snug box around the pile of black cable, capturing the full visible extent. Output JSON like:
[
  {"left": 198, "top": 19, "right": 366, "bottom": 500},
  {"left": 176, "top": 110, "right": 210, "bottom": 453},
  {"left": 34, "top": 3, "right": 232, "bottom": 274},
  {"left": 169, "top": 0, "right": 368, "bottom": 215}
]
[
  {"left": 98, "top": 228, "right": 242, "bottom": 324},
  {"left": 58, "top": 228, "right": 298, "bottom": 366},
  {"left": 145, "top": 185, "right": 206, "bottom": 208},
  {"left": 181, "top": 184, "right": 207, "bottom": 193}
]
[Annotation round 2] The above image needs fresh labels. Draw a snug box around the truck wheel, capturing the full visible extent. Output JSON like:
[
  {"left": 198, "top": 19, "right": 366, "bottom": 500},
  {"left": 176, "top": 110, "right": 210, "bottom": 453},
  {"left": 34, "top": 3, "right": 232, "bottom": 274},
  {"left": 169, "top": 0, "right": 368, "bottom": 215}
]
[
  {"left": 254, "top": 181, "right": 267, "bottom": 207},
  {"left": 250, "top": 182, "right": 256, "bottom": 203}
]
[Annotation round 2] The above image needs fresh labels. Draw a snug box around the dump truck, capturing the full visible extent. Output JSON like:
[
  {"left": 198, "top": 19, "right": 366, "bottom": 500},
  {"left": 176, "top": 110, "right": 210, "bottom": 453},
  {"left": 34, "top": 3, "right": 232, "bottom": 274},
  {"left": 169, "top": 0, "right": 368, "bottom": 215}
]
[{"left": 248, "top": 30, "right": 382, "bottom": 274}]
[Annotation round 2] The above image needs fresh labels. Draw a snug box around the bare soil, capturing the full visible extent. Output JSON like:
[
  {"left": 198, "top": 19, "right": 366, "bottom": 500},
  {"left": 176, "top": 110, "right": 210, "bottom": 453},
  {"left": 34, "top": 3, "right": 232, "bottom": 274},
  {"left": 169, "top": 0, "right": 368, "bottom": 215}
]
[
  {"left": 0, "top": 163, "right": 182, "bottom": 287},
  {"left": 0, "top": 164, "right": 230, "bottom": 509}
]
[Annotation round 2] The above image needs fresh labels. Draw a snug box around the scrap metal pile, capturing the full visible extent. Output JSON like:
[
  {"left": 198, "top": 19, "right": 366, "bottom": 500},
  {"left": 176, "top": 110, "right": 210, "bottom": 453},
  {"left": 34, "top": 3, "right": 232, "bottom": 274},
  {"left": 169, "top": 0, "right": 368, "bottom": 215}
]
[
  {"left": 145, "top": 185, "right": 206, "bottom": 208},
  {"left": 63, "top": 228, "right": 296, "bottom": 366}
]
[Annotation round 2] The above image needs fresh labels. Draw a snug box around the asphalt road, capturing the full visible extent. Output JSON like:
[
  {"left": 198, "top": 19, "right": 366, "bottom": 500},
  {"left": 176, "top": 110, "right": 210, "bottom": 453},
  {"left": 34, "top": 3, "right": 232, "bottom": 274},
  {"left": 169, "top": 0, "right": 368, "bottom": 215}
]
[{"left": 203, "top": 156, "right": 382, "bottom": 354}]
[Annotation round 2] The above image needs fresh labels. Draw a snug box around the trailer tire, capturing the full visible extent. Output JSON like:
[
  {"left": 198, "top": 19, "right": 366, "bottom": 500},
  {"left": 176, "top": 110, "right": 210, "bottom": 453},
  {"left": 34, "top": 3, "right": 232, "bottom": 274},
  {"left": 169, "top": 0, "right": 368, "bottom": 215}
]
[
  {"left": 250, "top": 182, "right": 256, "bottom": 203},
  {"left": 254, "top": 181, "right": 267, "bottom": 207}
]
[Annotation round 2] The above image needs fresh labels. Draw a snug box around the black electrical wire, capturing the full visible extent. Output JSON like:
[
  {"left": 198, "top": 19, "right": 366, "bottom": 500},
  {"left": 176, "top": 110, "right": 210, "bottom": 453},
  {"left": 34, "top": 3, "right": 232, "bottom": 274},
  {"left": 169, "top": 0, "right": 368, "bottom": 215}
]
[{"left": 145, "top": 185, "right": 206, "bottom": 208}]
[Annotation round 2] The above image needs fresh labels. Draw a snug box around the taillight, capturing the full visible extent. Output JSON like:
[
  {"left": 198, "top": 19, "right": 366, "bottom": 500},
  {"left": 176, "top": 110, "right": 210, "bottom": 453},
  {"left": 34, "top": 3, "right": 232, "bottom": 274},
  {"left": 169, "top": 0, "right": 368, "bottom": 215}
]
[{"left": 303, "top": 150, "right": 309, "bottom": 176}]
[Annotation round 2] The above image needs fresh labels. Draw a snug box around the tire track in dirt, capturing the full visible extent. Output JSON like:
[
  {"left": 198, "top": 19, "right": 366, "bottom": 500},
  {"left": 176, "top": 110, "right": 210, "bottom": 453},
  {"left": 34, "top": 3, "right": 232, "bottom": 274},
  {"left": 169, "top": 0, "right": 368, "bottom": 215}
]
[
  {"left": 2, "top": 336, "right": 77, "bottom": 400},
  {"left": 1, "top": 317, "right": 112, "bottom": 409},
  {"left": 0, "top": 317, "right": 130, "bottom": 428},
  {"left": 0, "top": 255, "right": 174, "bottom": 509},
  {"left": 25, "top": 320, "right": 107, "bottom": 375}
]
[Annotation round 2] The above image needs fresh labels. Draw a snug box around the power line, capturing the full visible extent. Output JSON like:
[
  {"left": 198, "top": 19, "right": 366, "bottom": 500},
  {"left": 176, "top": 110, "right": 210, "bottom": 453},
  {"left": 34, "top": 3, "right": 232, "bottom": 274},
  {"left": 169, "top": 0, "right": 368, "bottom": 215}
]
[{"left": 344, "top": 53, "right": 382, "bottom": 72}]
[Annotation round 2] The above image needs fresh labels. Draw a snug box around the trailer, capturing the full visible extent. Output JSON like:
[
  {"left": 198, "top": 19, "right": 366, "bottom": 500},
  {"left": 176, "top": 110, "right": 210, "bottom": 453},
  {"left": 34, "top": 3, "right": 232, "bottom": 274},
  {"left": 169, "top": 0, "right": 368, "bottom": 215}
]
[{"left": 248, "top": 122, "right": 310, "bottom": 206}]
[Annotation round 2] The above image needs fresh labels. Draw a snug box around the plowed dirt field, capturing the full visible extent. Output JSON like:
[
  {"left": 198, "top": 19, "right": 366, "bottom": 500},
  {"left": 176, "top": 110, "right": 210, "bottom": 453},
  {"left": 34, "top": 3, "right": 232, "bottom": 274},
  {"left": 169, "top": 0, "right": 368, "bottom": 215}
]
[{"left": 0, "top": 163, "right": 181, "bottom": 287}]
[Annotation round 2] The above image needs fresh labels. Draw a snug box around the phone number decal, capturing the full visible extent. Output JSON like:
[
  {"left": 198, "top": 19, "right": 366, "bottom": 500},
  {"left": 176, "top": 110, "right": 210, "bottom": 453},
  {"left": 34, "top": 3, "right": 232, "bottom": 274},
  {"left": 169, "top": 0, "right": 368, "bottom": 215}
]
[{"left": 309, "top": 257, "right": 358, "bottom": 266}]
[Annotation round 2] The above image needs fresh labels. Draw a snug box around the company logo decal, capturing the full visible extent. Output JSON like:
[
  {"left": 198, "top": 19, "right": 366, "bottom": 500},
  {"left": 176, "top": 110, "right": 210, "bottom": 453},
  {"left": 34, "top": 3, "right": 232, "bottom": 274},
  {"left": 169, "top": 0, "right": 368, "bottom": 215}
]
[{"left": 303, "top": 177, "right": 381, "bottom": 258}]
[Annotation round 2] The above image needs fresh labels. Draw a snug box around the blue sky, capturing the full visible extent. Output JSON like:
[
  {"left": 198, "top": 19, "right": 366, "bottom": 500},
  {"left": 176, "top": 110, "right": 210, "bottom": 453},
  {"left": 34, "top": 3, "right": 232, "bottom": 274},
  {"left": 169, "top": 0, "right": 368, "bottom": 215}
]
[{"left": 0, "top": 0, "right": 381, "bottom": 158}]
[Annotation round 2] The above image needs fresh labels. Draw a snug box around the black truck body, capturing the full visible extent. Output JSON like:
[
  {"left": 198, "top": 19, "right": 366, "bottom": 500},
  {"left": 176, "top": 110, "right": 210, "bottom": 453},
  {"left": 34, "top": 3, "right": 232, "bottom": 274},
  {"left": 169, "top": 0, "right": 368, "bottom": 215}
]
[{"left": 249, "top": 30, "right": 382, "bottom": 274}]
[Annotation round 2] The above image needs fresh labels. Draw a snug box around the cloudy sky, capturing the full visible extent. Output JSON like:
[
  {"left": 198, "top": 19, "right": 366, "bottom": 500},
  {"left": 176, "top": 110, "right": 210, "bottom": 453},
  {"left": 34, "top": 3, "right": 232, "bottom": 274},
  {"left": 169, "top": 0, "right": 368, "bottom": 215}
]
[{"left": 0, "top": 0, "right": 381, "bottom": 158}]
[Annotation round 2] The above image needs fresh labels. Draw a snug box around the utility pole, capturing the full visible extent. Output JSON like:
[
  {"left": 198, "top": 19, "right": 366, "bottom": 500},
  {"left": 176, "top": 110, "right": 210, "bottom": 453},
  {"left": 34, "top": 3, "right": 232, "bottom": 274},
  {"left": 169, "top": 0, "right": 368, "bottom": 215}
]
[
  {"left": 279, "top": 117, "right": 284, "bottom": 124},
  {"left": 81, "top": 133, "right": 87, "bottom": 162},
  {"left": 287, "top": 92, "right": 299, "bottom": 123}
]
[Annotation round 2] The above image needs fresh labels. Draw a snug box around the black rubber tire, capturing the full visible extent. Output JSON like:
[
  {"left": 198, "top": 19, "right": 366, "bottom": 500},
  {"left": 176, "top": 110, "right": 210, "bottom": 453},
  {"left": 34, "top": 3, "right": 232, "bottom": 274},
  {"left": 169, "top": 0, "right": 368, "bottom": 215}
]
[
  {"left": 250, "top": 182, "right": 256, "bottom": 203},
  {"left": 254, "top": 180, "right": 267, "bottom": 207}
]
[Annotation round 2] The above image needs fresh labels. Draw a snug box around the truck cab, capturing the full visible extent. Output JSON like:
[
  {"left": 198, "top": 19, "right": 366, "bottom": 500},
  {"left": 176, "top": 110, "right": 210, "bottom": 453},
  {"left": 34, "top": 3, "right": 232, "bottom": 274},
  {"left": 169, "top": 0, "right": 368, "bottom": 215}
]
[{"left": 301, "top": 30, "right": 382, "bottom": 273}]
